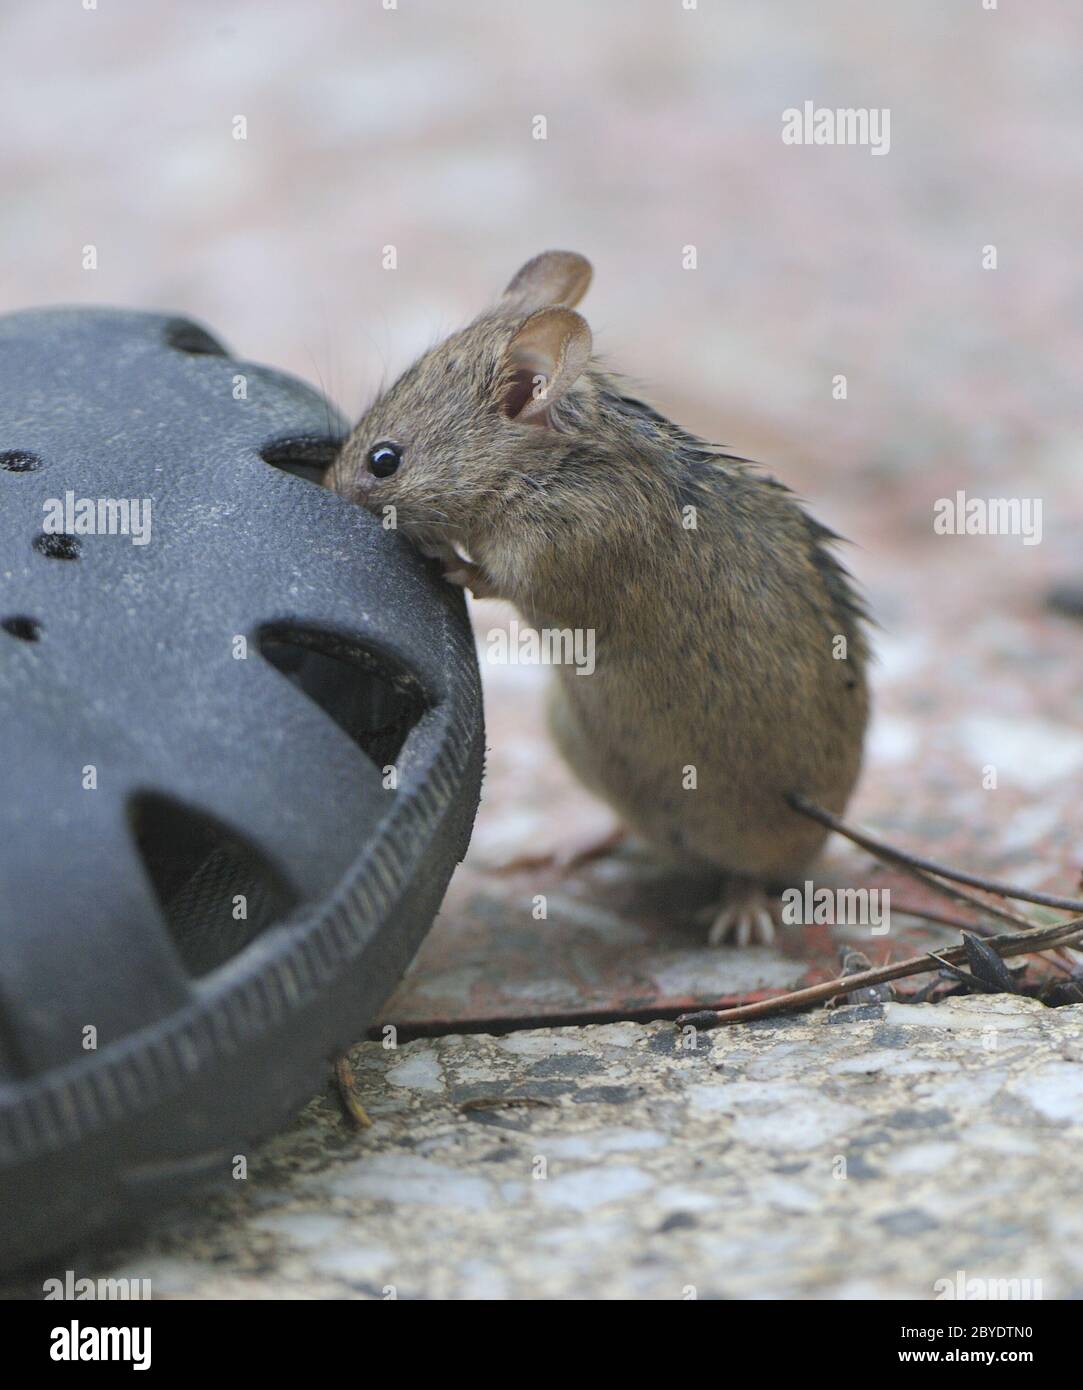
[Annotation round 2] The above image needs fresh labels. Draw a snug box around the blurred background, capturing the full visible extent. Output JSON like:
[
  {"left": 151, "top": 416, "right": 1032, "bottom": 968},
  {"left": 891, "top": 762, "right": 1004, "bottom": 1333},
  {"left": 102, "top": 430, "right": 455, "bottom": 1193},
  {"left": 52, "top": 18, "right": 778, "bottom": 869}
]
[
  {"left": 3, "top": 0, "right": 1081, "bottom": 1022},
  {"left": 4, "top": 1, "right": 1082, "bottom": 478}
]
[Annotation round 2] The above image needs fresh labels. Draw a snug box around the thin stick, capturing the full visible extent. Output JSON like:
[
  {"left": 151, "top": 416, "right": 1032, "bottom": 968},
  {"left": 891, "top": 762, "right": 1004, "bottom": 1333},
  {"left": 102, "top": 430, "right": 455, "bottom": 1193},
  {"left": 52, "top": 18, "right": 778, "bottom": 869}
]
[
  {"left": 792, "top": 794, "right": 1034, "bottom": 931},
  {"left": 893, "top": 866, "right": 1035, "bottom": 931},
  {"left": 677, "top": 916, "right": 1083, "bottom": 1029},
  {"left": 891, "top": 900, "right": 1005, "bottom": 935},
  {"left": 788, "top": 793, "right": 1083, "bottom": 915},
  {"left": 334, "top": 1054, "right": 373, "bottom": 1129}
]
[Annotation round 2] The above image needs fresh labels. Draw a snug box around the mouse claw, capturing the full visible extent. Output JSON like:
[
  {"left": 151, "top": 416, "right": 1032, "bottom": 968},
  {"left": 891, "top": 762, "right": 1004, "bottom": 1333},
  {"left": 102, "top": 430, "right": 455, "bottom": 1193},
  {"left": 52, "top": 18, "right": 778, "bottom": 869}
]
[{"left": 703, "top": 889, "right": 779, "bottom": 948}]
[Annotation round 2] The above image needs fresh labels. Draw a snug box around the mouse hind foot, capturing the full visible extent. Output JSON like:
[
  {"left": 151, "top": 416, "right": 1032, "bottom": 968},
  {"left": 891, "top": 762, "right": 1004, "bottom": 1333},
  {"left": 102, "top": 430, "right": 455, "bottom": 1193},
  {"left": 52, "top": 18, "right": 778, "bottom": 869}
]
[{"left": 699, "top": 880, "right": 780, "bottom": 948}]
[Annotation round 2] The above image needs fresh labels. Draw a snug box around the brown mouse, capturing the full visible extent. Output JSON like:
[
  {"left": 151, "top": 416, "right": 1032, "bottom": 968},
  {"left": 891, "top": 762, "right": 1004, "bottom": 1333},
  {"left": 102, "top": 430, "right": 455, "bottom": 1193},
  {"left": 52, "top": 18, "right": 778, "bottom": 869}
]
[{"left": 327, "top": 250, "right": 870, "bottom": 944}]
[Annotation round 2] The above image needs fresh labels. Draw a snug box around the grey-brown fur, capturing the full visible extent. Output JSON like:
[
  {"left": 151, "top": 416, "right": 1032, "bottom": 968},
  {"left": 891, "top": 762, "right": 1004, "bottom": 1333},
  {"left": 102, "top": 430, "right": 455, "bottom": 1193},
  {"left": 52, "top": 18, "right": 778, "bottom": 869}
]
[{"left": 329, "top": 251, "right": 869, "bottom": 908}]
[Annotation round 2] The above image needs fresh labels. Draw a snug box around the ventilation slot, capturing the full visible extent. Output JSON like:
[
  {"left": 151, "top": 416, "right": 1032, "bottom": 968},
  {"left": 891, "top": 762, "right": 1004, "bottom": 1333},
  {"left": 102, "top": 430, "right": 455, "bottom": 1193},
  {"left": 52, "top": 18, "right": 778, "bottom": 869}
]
[
  {"left": 163, "top": 319, "right": 227, "bottom": 356},
  {"left": 260, "top": 437, "right": 344, "bottom": 486},
  {"left": 129, "top": 792, "right": 298, "bottom": 977},
  {"left": 257, "top": 624, "right": 426, "bottom": 768}
]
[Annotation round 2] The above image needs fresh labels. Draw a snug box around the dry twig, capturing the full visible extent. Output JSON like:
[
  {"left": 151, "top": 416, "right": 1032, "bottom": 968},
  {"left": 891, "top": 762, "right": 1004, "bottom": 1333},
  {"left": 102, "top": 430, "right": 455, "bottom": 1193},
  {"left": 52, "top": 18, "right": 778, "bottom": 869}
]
[
  {"left": 334, "top": 1054, "right": 373, "bottom": 1129},
  {"left": 677, "top": 916, "right": 1083, "bottom": 1029}
]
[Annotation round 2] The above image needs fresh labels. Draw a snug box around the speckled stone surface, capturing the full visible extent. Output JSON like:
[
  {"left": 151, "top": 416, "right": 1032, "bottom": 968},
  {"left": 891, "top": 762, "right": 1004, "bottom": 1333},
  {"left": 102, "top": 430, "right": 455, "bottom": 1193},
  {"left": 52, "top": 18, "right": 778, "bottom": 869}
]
[{"left": 7, "top": 997, "right": 1081, "bottom": 1300}]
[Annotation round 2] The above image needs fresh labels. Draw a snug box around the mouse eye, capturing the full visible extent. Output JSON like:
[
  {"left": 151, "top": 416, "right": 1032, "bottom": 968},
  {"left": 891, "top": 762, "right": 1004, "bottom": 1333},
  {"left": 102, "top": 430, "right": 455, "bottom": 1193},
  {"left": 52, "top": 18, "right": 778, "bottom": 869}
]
[{"left": 367, "top": 441, "right": 403, "bottom": 478}]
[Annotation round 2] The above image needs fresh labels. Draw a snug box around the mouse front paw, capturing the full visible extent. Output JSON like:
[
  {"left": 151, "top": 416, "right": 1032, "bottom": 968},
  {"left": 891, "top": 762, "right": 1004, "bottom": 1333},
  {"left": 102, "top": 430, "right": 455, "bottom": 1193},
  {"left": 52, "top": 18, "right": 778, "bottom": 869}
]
[{"left": 444, "top": 560, "right": 497, "bottom": 599}]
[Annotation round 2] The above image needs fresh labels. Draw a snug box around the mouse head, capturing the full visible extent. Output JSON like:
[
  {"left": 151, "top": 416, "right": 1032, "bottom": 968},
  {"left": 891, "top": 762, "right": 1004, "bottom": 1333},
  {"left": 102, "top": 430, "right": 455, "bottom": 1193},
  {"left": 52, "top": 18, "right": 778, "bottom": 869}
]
[{"left": 329, "top": 251, "right": 594, "bottom": 552}]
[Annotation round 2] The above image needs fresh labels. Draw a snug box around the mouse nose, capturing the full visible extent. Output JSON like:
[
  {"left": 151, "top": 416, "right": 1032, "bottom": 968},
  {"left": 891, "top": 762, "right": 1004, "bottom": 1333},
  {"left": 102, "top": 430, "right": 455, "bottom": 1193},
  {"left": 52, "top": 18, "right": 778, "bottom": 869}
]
[{"left": 348, "top": 468, "right": 376, "bottom": 500}]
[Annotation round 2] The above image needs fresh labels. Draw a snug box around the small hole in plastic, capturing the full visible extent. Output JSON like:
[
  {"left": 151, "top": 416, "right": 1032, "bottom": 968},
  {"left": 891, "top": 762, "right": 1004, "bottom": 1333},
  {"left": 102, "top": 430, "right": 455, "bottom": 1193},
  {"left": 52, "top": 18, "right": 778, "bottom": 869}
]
[
  {"left": 164, "top": 320, "right": 227, "bottom": 356},
  {"left": 34, "top": 533, "right": 81, "bottom": 560},
  {"left": 261, "top": 437, "right": 343, "bottom": 485},
  {"left": 1, "top": 450, "right": 41, "bottom": 473},
  {"left": 2, "top": 616, "right": 41, "bottom": 641}
]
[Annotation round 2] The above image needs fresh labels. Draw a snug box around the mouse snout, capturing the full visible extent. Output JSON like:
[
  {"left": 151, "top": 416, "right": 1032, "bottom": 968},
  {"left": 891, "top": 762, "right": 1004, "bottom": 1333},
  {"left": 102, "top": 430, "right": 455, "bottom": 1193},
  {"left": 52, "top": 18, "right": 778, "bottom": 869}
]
[{"left": 345, "top": 467, "right": 377, "bottom": 502}]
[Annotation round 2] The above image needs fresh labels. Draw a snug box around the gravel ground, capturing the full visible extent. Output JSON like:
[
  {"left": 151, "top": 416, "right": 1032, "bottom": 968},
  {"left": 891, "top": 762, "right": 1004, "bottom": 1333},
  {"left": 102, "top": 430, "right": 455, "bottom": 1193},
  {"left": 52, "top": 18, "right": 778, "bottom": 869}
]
[{"left": 5, "top": 997, "right": 1081, "bottom": 1300}]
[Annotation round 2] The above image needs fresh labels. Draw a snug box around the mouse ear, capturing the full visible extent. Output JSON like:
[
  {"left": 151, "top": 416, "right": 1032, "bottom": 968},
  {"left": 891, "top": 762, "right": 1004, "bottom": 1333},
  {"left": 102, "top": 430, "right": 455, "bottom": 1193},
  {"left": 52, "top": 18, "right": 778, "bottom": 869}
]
[
  {"left": 499, "top": 307, "right": 592, "bottom": 424},
  {"left": 502, "top": 251, "right": 593, "bottom": 312}
]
